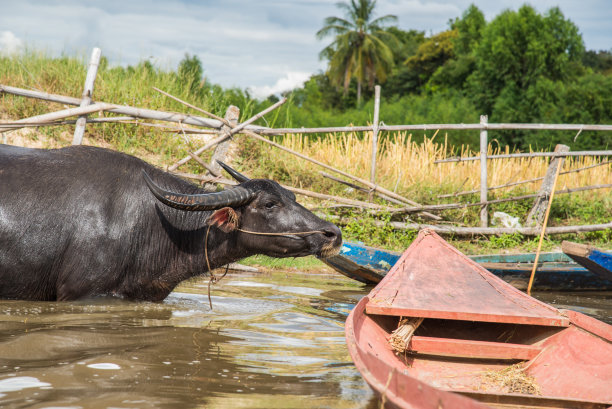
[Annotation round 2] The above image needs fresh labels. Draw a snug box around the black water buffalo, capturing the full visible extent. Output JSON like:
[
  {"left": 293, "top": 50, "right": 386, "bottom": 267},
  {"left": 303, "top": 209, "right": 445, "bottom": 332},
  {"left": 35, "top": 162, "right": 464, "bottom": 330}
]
[{"left": 0, "top": 144, "right": 342, "bottom": 301}]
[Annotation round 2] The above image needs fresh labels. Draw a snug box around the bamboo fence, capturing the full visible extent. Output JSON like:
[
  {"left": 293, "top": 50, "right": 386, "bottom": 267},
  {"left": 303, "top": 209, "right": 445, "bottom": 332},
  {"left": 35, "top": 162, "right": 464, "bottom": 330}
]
[{"left": 1, "top": 47, "right": 611, "bottom": 236}]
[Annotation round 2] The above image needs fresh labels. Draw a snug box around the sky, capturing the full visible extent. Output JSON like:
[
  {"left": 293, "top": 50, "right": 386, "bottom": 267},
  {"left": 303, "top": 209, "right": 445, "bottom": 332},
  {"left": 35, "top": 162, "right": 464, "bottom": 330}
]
[{"left": 1, "top": 0, "right": 610, "bottom": 99}]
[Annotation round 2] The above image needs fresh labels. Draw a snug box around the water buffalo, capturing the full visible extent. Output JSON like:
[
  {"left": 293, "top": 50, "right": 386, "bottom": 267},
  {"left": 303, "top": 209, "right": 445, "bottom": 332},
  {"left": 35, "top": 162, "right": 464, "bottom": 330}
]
[{"left": 0, "top": 144, "right": 342, "bottom": 301}]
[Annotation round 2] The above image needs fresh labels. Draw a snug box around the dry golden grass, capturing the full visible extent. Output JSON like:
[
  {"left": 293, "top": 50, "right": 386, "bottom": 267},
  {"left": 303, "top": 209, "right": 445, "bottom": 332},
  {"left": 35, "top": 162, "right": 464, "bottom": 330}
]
[
  {"left": 278, "top": 132, "right": 612, "bottom": 200},
  {"left": 481, "top": 363, "right": 541, "bottom": 395}
]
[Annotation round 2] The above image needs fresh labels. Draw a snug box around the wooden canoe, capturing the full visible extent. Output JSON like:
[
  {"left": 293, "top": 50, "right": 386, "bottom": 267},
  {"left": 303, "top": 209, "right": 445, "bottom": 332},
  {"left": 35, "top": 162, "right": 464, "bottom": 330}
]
[
  {"left": 346, "top": 230, "right": 612, "bottom": 409},
  {"left": 563, "top": 241, "right": 612, "bottom": 282},
  {"left": 322, "top": 241, "right": 612, "bottom": 290}
]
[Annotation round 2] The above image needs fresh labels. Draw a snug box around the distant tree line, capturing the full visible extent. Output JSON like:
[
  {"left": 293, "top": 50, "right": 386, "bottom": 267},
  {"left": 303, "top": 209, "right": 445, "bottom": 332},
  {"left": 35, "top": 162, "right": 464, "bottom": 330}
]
[
  {"left": 171, "top": 2, "right": 612, "bottom": 150},
  {"left": 279, "top": 3, "right": 612, "bottom": 150}
]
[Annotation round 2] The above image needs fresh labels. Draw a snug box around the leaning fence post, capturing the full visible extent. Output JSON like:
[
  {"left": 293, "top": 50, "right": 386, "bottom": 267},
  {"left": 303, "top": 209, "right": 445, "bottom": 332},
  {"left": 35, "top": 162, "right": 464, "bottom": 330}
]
[
  {"left": 369, "top": 85, "right": 381, "bottom": 202},
  {"left": 208, "top": 105, "right": 240, "bottom": 175},
  {"left": 526, "top": 144, "right": 570, "bottom": 227},
  {"left": 72, "top": 47, "right": 101, "bottom": 145},
  {"left": 479, "top": 115, "right": 488, "bottom": 227}
]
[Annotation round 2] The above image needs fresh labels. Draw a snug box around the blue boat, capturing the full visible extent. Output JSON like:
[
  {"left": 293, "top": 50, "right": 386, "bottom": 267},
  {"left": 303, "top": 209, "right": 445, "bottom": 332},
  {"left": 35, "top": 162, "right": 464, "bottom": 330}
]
[
  {"left": 563, "top": 241, "right": 612, "bottom": 282},
  {"left": 321, "top": 241, "right": 612, "bottom": 291}
]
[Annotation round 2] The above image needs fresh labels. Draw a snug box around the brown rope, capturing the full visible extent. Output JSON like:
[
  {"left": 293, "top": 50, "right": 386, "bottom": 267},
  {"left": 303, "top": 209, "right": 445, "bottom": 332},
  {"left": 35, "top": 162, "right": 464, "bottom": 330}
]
[
  {"left": 237, "top": 228, "right": 325, "bottom": 236},
  {"left": 204, "top": 225, "right": 229, "bottom": 310},
  {"left": 203, "top": 226, "right": 327, "bottom": 309}
]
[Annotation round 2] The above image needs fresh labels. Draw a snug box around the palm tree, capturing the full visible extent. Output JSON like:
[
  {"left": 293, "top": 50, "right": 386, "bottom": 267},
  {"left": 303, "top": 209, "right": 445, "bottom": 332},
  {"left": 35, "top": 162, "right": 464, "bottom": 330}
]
[{"left": 317, "top": 0, "right": 398, "bottom": 106}]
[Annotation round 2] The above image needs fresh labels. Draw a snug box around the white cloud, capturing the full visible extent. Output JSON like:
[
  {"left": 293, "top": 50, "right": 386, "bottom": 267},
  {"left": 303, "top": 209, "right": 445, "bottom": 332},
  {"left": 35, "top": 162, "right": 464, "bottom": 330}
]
[
  {"left": 0, "top": 1, "right": 609, "bottom": 92},
  {"left": 249, "top": 71, "right": 311, "bottom": 99},
  {"left": 0, "top": 31, "right": 23, "bottom": 54}
]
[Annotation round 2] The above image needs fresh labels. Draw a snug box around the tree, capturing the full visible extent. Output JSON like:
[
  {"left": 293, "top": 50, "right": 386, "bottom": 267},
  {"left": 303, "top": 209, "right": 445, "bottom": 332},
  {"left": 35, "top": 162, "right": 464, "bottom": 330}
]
[
  {"left": 426, "top": 4, "right": 485, "bottom": 92},
  {"left": 464, "top": 5, "right": 586, "bottom": 148},
  {"left": 383, "top": 28, "right": 426, "bottom": 96},
  {"left": 583, "top": 50, "right": 612, "bottom": 74},
  {"left": 405, "top": 29, "right": 458, "bottom": 90},
  {"left": 178, "top": 53, "right": 204, "bottom": 95},
  {"left": 467, "top": 5, "right": 584, "bottom": 114},
  {"left": 317, "top": 0, "right": 398, "bottom": 106},
  {"left": 451, "top": 4, "right": 485, "bottom": 56}
]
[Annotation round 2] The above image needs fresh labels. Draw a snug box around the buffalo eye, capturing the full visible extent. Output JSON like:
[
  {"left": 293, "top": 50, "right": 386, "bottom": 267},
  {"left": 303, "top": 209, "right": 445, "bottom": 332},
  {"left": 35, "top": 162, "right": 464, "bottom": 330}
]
[{"left": 264, "top": 201, "right": 277, "bottom": 209}]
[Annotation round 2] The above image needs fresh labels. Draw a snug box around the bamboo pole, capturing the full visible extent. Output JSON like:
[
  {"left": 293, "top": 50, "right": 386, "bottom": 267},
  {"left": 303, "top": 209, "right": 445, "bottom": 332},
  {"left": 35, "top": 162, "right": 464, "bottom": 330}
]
[
  {"left": 157, "top": 89, "right": 286, "bottom": 171},
  {"left": 229, "top": 98, "right": 287, "bottom": 136},
  {"left": 320, "top": 171, "right": 406, "bottom": 206},
  {"left": 0, "top": 84, "right": 225, "bottom": 129},
  {"left": 169, "top": 132, "right": 236, "bottom": 171},
  {"left": 252, "top": 123, "right": 612, "bottom": 135},
  {"left": 435, "top": 150, "right": 612, "bottom": 163},
  {"left": 173, "top": 171, "right": 393, "bottom": 210},
  {"left": 369, "top": 85, "right": 381, "bottom": 201},
  {"left": 154, "top": 86, "right": 286, "bottom": 137},
  {"left": 152, "top": 87, "right": 441, "bottom": 220},
  {"left": 437, "top": 160, "right": 612, "bottom": 198},
  {"left": 527, "top": 158, "right": 563, "bottom": 296},
  {"left": 480, "top": 115, "right": 488, "bottom": 227},
  {"left": 242, "top": 129, "right": 441, "bottom": 220},
  {"left": 175, "top": 168, "right": 611, "bottom": 214},
  {"left": 3, "top": 84, "right": 612, "bottom": 136},
  {"left": 135, "top": 121, "right": 218, "bottom": 133},
  {"left": 170, "top": 171, "right": 235, "bottom": 185},
  {"left": 152, "top": 87, "right": 227, "bottom": 124},
  {"left": 72, "top": 47, "right": 101, "bottom": 145},
  {"left": 388, "top": 183, "right": 612, "bottom": 214},
  {"left": 327, "top": 216, "right": 612, "bottom": 236},
  {"left": 1, "top": 103, "right": 114, "bottom": 132},
  {"left": 0, "top": 117, "right": 208, "bottom": 132},
  {"left": 187, "top": 152, "right": 220, "bottom": 176}
]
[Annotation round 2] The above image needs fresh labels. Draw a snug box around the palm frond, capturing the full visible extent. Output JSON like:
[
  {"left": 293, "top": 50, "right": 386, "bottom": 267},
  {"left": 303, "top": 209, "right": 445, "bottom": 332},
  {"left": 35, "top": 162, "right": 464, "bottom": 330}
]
[{"left": 319, "top": 0, "right": 399, "bottom": 100}]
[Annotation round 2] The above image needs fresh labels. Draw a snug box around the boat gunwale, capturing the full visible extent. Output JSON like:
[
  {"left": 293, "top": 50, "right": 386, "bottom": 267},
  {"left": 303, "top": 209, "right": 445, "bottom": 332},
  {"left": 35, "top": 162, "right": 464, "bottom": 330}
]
[{"left": 347, "top": 296, "right": 612, "bottom": 409}]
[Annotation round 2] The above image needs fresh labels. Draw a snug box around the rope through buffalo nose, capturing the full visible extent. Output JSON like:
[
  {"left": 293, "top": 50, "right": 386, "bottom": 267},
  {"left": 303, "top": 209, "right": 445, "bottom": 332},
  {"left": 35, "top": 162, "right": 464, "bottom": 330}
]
[
  {"left": 236, "top": 228, "right": 327, "bottom": 238},
  {"left": 204, "top": 227, "right": 330, "bottom": 309}
]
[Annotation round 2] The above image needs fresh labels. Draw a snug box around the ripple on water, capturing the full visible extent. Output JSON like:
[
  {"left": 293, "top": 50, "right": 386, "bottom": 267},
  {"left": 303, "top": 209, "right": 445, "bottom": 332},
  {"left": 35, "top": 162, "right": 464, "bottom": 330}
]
[
  {"left": 0, "top": 376, "right": 51, "bottom": 393},
  {"left": 223, "top": 329, "right": 317, "bottom": 348},
  {"left": 164, "top": 292, "right": 293, "bottom": 319},
  {"left": 241, "top": 353, "right": 329, "bottom": 366},
  {"left": 226, "top": 281, "right": 324, "bottom": 297},
  {"left": 0, "top": 274, "right": 375, "bottom": 408},
  {"left": 86, "top": 363, "right": 121, "bottom": 370},
  {"left": 249, "top": 312, "right": 343, "bottom": 333}
]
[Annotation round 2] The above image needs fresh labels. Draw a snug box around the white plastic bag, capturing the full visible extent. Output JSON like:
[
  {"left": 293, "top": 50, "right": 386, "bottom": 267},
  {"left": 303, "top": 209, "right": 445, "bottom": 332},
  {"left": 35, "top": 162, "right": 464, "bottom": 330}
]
[{"left": 492, "top": 211, "right": 522, "bottom": 229}]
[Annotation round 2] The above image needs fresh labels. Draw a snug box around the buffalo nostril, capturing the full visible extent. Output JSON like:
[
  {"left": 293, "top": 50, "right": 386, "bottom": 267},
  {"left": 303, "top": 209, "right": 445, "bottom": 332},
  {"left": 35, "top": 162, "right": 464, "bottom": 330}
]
[{"left": 322, "top": 226, "right": 342, "bottom": 242}]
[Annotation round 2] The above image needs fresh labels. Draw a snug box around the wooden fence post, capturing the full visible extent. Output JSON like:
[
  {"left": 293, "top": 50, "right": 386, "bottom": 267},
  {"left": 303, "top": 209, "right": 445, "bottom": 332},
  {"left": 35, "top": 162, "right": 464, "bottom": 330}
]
[
  {"left": 369, "top": 85, "right": 381, "bottom": 201},
  {"left": 526, "top": 144, "right": 570, "bottom": 227},
  {"left": 72, "top": 47, "right": 101, "bottom": 145},
  {"left": 479, "top": 115, "right": 488, "bottom": 227},
  {"left": 208, "top": 105, "right": 240, "bottom": 175}
]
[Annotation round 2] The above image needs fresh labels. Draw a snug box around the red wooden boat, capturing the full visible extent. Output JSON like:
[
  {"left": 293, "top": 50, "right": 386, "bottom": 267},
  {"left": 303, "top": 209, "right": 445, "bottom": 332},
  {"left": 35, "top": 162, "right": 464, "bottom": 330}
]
[{"left": 346, "top": 229, "right": 612, "bottom": 409}]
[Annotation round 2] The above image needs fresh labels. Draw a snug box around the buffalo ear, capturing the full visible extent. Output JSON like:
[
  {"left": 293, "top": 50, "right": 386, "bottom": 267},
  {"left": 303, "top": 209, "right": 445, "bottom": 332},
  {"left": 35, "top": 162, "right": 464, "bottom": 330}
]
[{"left": 207, "top": 207, "right": 240, "bottom": 233}]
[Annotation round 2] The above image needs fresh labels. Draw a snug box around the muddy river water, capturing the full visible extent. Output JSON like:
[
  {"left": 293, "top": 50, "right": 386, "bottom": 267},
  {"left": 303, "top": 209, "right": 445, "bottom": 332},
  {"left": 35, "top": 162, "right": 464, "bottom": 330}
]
[{"left": 1, "top": 268, "right": 610, "bottom": 409}]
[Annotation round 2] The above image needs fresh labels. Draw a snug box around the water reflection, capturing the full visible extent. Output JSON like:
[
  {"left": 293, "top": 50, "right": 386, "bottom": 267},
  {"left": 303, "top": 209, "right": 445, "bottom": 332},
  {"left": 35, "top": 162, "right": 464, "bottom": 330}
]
[
  {"left": 1, "top": 270, "right": 609, "bottom": 409},
  {"left": 533, "top": 291, "right": 612, "bottom": 323},
  {"left": 0, "top": 272, "right": 372, "bottom": 408}
]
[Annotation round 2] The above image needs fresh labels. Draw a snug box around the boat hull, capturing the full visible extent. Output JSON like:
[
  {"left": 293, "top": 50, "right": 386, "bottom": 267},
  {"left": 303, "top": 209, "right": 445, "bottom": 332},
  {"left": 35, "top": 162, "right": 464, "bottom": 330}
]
[
  {"left": 563, "top": 241, "right": 612, "bottom": 282},
  {"left": 347, "top": 297, "right": 612, "bottom": 409},
  {"left": 323, "top": 241, "right": 612, "bottom": 290},
  {"left": 345, "top": 231, "right": 612, "bottom": 409}
]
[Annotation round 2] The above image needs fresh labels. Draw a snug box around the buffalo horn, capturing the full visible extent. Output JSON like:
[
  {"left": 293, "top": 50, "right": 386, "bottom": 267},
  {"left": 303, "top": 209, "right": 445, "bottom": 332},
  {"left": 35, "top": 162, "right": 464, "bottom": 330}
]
[
  {"left": 217, "top": 161, "right": 250, "bottom": 183},
  {"left": 143, "top": 171, "right": 254, "bottom": 211}
]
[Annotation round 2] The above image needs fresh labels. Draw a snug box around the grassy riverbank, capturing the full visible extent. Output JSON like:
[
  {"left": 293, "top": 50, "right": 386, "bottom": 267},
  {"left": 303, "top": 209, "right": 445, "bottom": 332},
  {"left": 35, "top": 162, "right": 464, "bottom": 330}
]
[{"left": 1, "top": 52, "right": 610, "bottom": 262}]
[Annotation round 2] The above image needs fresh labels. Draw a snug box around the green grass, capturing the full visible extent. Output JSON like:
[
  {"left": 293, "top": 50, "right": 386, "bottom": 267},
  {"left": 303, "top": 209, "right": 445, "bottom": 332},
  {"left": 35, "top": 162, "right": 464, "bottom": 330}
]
[
  {"left": 0, "top": 51, "right": 262, "bottom": 168},
  {"left": 240, "top": 255, "right": 329, "bottom": 271},
  {"left": 2, "top": 51, "right": 610, "bottom": 259}
]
